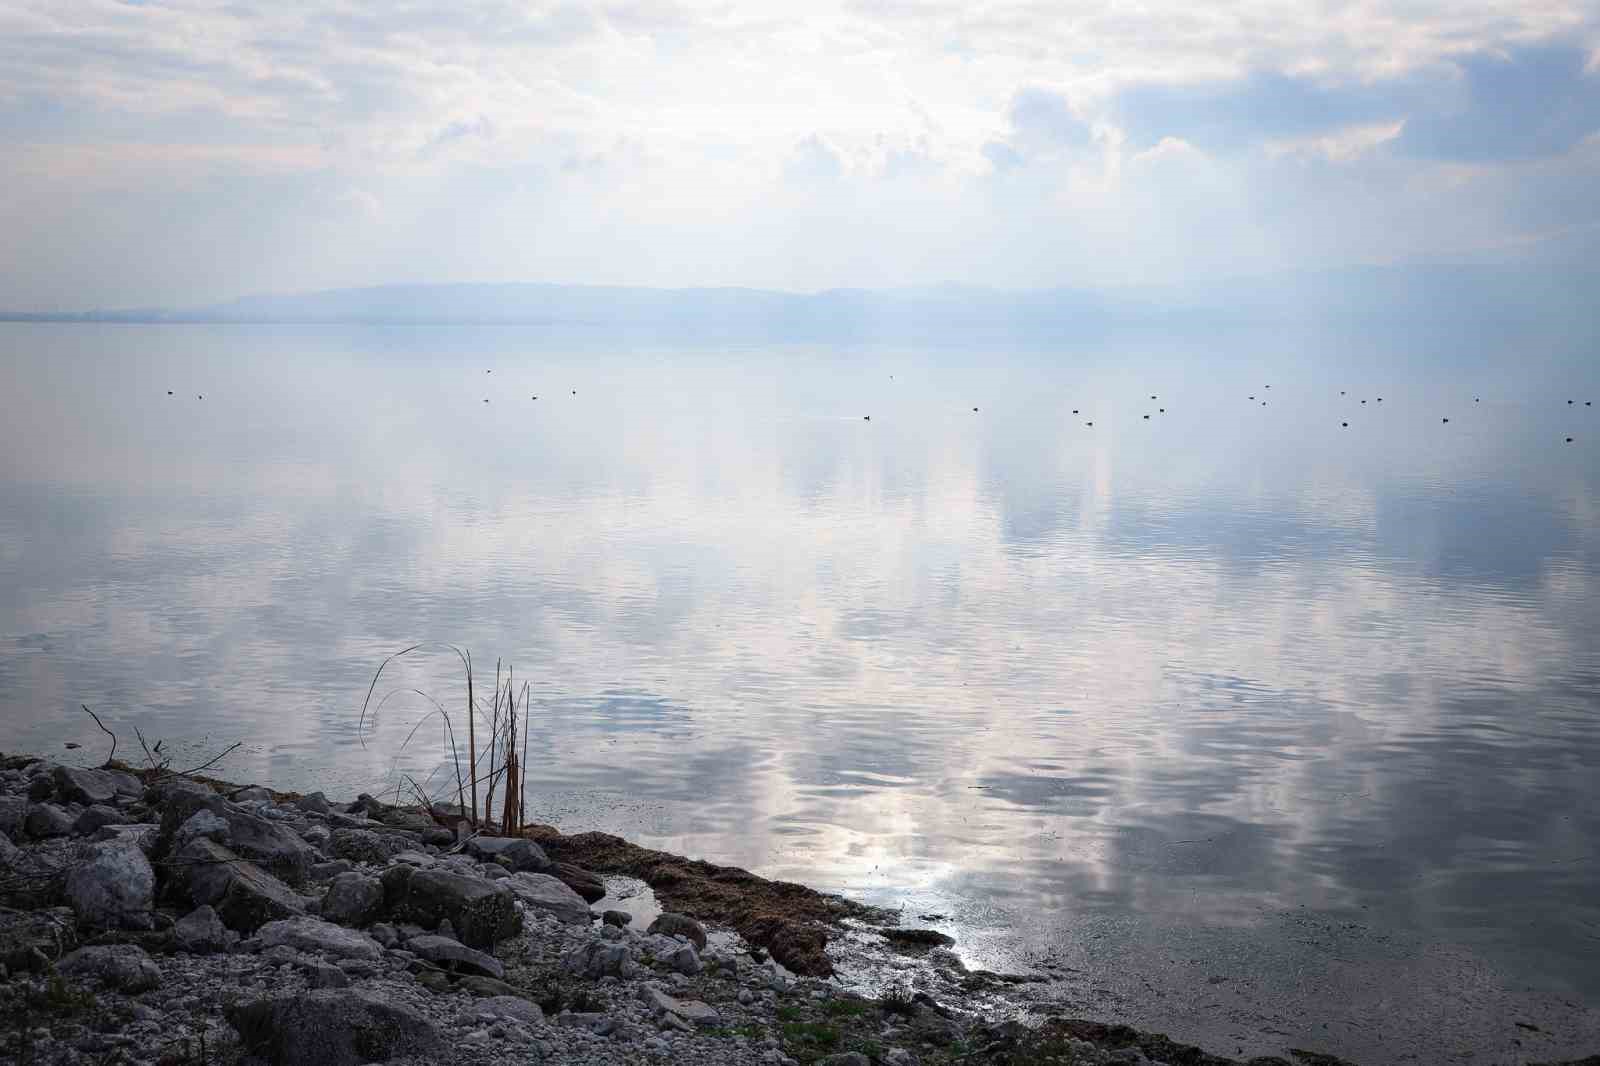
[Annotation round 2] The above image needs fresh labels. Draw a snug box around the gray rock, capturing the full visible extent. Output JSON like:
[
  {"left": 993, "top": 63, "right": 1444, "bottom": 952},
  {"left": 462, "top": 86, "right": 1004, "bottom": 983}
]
[
  {"left": 174, "top": 904, "right": 232, "bottom": 954},
  {"left": 664, "top": 941, "right": 702, "bottom": 975},
  {"left": 147, "top": 775, "right": 215, "bottom": 803},
  {"left": 406, "top": 934, "right": 504, "bottom": 978},
  {"left": 390, "top": 850, "right": 435, "bottom": 867},
  {"left": 256, "top": 917, "right": 383, "bottom": 961},
  {"left": 883, "top": 1050, "right": 917, "bottom": 1066},
  {"left": 227, "top": 989, "right": 442, "bottom": 1066},
  {"left": 160, "top": 791, "right": 315, "bottom": 885},
  {"left": 421, "top": 826, "right": 455, "bottom": 847},
  {"left": 321, "top": 871, "right": 385, "bottom": 927},
  {"left": 557, "top": 1011, "right": 619, "bottom": 1034},
  {"left": 562, "top": 939, "right": 636, "bottom": 979},
  {"left": 303, "top": 960, "right": 352, "bottom": 988},
  {"left": 505, "top": 871, "right": 591, "bottom": 925},
  {"left": 648, "top": 912, "right": 708, "bottom": 950},
  {"left": 59, "top": 943, "right": 162, "bottom": 992},
  {"left": 72, "top": 804, "right": 125, "bottom": 836},
  {"left": 375, "top": 807, "right": 434, "bottom": 832},
  {"left": 368, "top": 922, "right": 399, "bottom": 948},
  {"left": 90, "top": 822, "right": 158, "bottom": 849},
  {"left": 230, "top": 785, "right": 274, "bottom": 804},
  {"left": 53, "top": 765, "right": 140, "bottom": 806},
  {"left": 24, "top": 802, "right": 74, "bottom": 838},
  {"left": 382, "top": 866, "right": 521, "bottom": 949},
  {"left": 638, "top": 985, "right": 720, "bottom": 1027},
  {"left": 476, "top": 995, "right": 544, "bottom": 1026},
  {"left": 463, "top": 836, "right": 551, "bottom": 872},
  {"left": 64, "top": 839, "right": 155, "bottom": 929},
  {"left": 331, "top": 828, "right": 409, "bottom": 866},
  {"left": 311, "top": 859, "right": 355, "bottom": 881},
  {"left": 173, "top": 808, "right": 231, "bottom": 850},
  {"left": 819, "top": 1055, "right": 871, "bottom": 1066},
  {"left": 296, "top": 791, "right": 331, "bottom": 815},
  {"left": 175, "top": 837, "right": 306, "bottom": 932},
  {"left": 0, "top": 829, "right": 16, "bottom": 867},
  {"left": 0, "top": 795, "right": 26, "bottom": 837},
  {"left": 602, "top": 909, "right": 633, "bottom": 928}
]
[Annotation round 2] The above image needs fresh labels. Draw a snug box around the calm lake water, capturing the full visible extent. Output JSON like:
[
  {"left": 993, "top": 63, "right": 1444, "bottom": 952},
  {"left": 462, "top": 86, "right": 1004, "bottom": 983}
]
[{"left": 2, "top": 322, "right": 1598, "bottom": 1062}]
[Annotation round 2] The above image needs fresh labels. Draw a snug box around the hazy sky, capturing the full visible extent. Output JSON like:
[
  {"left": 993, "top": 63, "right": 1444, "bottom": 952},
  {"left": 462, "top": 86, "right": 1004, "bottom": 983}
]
[{"left": 2, "top": 1, "right": 1598, "bottom": 308}]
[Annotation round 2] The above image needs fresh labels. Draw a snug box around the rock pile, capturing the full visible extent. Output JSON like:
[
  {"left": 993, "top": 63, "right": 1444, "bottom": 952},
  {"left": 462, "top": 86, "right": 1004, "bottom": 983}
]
[{"left": 0, "top": 752, "right": 1375, "bottom": 1066}]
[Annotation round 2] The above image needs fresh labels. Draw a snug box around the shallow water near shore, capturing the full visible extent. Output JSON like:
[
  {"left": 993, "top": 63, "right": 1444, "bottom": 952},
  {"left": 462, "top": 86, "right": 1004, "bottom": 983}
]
[{"left": 3, "top": 322, "right": 1599, "bottom": 1063}]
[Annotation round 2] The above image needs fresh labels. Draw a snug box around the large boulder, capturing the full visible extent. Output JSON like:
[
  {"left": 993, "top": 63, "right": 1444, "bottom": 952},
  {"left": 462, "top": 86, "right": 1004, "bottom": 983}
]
[
  {"left": 256, "top": 917, "right": 383, "bottom": 961},
  {"left": 227, "top": 990, "right": 442, "bottom": 1066},
  {"left": 320, "top": 872, "right": 384, "bottom": 927},
  {"left": 330, "top": 828, "right": 409, "bottom": 866},
  {"left": 53, "top": 765, "right": 141, "bottom": 806},
  {"left": 174, "top": 904, "right": 233, "bottom": 954},
  {"left": 175, "top": 838, "right": 305, "bottom": 932},
  {"left": 381, "top": 866, "right": 520, "bottom": 949},
  {"left": 0, "top": 829, "right": 17, "bottom": 867},
  {"left": 506, "top": 871, "right": 591, "bottom": 926},
  {"left": 59, "top": 943, "right": 161, "bottom": 992},
  {"left": 405, "top": 934, "right": 504, "bottom": 978},
  {"left": 24, "top": 803, "right": 74, "bottom": 839},
  {"left": 463, "top": 836, "right": 551, "bottom": 872},
  {"left": 64, "top": 840, "right": 155, "bottom": 930},
  {"left": 159, "top": 791, "right": 314, "bottom": 885},
  {"left": 561, "top": 939, "right": 635, "bottom": 979}
]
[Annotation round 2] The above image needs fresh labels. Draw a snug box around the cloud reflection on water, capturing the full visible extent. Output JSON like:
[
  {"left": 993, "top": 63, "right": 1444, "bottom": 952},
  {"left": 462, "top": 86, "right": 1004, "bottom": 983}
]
[{"left": 2, "top": 324, "right": 1598, "bottom": 1060}]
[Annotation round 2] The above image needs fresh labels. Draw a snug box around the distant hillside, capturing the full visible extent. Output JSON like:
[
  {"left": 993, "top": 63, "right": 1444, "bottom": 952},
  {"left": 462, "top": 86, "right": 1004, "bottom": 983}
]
[{"left": 2, "top": 266, "right": 1594, "bottom": 341}]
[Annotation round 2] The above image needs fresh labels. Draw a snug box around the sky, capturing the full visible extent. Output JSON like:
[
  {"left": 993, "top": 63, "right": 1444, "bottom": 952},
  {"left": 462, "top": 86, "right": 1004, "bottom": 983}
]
[{"left": 1, "top": 0, "right": 1598, "bottom": 309}]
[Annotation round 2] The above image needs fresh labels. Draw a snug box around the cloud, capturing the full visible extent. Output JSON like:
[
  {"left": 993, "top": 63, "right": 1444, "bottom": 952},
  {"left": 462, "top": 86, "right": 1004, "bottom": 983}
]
[
  {"left": 1395, "top": 43, "right": 1600, "bottom": 161},
  {"left": 1110, "top": 41, "right": 1600, "bottom": 162}
]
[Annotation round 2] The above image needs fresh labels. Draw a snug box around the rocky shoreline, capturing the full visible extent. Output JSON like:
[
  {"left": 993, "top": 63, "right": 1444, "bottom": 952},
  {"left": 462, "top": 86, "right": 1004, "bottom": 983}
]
[{"left": 0, "top": 753, "right": 1591, "bottom": 1066}]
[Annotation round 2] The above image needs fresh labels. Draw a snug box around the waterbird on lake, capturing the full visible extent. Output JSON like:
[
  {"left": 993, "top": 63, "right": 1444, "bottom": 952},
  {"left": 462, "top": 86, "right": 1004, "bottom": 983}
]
[
  {"left": 863, "top": 415, "right": 871, "bottom": 421},
  {"left": 1086, "top": 421, "right": 1093, "bottom": 426},
  {"left": 1361, "top": 399, "right": 1367, "bottom": 404},
  {"left": 1072, "top": 409, "right": 1079, "bottom": 414},
  {"left": 1143, "top": 414, "right": 1150, "bottom": 419},
  {"left": 1159, "top": 408, "right": 1165, "bottom": 413},
  {"left": 972, "top": 407, "right": 979, "bottom": 412},
  {"left": 1342, "top": 422, "right": 1349, "bottom": 427},
  {"left": 166, "top": 391, "right": 172, "bottom": 395},
  {"left": 1568, "top": 437, "right": 1575, "bottom": 443},
  {"left": 1150, "top": 395, "right": 1157, "bottom": 400},
  {"left": 1442, "top": 418, "right": 1449, "bottom": 423}
]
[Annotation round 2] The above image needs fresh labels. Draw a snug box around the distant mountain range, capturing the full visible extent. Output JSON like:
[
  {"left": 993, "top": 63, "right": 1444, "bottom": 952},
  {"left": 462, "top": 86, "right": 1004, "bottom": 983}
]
[{"left": 3, "top": 265, "right": 1594, "bottom": 340}]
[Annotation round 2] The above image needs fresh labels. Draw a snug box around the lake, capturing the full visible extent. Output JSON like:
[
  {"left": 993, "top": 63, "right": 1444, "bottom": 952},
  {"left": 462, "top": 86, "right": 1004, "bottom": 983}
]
[{"left": 2, "top": 321, "right": 1597, "bottom": 1063}]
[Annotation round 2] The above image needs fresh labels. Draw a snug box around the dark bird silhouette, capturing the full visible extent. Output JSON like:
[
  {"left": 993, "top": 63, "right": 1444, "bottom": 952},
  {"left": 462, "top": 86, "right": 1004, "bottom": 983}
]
[
  {"left": 1567, "top": 437, "right": 1575, "bottom": 443},
  {"left": 1159, "top": 408, "right": 1165, "bottom": 413},
  {"left": 486, "top": 369, "right": 491, "bottom": 374},
  {"left": 1569, "top": 400, "right": 1575, "bottom": 405},
  {"left": 1248, "top": 395, "right": 1255, "bottom": 400},
  {"left": 1143, "top": 414, "right": 1150, "bottom": 419},
  {"left": 1442, "top": 418, "right": 1449, "bottom": 423},
  {"left": 1072, "top": 409, "right": 1079, "bottom": 414},
  {"left": 532, "top": 395, "right": 538, "bottom": 400},
  {"left": 1342, "top": 422, "right": 1349, "bottom": 427},
  {"left": 972, "top": 407, "right": 979, "bottom": 412},
  {"left": 1086, "top": 421, "right": 1093, "bottom": 426},
  {"left": 1377, "top": 397, "right": 1383, "bottom": 402},
  {"left": 571, "top": 389, "right": 577, "bottom": 395},
  {"left": 483, "top": 399, "right": 489, "bottom": 403},
  {"left": 166, "top": 390, "right": 173, "bottom": 395},
  {"left": 1261, "top": 401, "right": 1267, "bottom": 406},
  {"left": 197, "top": 395, "right": 203, "bottom": 399},
  {"left": 1340, "top": 391, "right": 1346, "bottom": 395},
  {"left": 1475, "top": 398, "right": 1480, "bottom": 403},
  {"left": 1361, "top": 399, "right": 1367, "bottom": 404},
  {"left": 863, "top": 415, "right": 871, "bottom": 421},
  {"left": 1150, "top": 394, "right": 1157, "bottom": 400}
]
